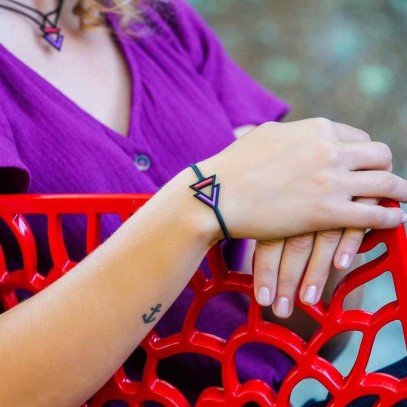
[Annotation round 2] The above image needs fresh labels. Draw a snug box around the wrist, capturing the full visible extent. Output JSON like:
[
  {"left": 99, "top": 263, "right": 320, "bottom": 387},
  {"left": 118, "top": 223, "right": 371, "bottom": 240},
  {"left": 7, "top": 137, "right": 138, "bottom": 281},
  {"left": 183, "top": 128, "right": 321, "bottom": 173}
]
[
  {"left": 176, "top": 166, "right": 225, "bottom": 247},
  {"left": 151, "top": 166, "right": 225, "bottom": 249}
]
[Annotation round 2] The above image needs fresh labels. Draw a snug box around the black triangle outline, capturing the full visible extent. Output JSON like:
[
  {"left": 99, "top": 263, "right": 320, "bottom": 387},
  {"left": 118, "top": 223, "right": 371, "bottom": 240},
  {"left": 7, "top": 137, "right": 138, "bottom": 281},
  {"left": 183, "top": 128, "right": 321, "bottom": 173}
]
[
  {"left": 189, "top": 175, "right": 217, "bottom": 199},
  {"left": 194, "top": 183, "right": 220, "bottom": 208}
]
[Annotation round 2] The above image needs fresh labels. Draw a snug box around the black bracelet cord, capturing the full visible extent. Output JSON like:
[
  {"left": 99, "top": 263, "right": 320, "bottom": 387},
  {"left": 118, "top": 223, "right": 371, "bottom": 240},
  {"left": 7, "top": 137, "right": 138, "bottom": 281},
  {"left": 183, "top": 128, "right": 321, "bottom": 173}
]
[{"left": 189, "top": 163, "right": 232, "bottom": 243}]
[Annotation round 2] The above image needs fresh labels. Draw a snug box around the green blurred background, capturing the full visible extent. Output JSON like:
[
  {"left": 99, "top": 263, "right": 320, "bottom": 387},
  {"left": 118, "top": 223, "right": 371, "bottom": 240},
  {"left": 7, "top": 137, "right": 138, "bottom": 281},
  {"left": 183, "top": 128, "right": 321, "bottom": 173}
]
[{"left": 191, "top": 0, "right": 407, "bottom": 178}]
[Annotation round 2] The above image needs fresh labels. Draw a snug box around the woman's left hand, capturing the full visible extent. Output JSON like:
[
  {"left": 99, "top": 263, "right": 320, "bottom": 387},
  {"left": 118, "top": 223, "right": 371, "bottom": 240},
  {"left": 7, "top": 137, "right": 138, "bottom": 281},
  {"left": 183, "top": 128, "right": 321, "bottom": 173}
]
[{"left": 253, "top": 197, "right": 377, "bottom": 318}]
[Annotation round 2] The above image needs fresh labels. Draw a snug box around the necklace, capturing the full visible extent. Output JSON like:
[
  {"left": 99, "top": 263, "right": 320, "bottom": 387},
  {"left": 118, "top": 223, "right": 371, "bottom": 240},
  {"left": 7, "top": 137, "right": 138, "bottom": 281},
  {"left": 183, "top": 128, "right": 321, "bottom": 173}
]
[{"left": 0, "top": 0, "right": 65, "bottom": 51}]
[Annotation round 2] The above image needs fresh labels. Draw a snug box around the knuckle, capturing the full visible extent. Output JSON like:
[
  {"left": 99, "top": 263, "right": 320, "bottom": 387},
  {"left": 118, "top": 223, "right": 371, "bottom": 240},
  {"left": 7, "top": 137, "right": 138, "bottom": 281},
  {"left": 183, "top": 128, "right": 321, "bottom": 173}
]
[
  {"left": 379, "top": 143, "right": 393, "bottom": 168},
  {"left": 326, "top": 143, "right": 341, "bottom": 164},
  {"left": 382, "top": 172, "right": 397, "bottom": 194},
  {"left": 258, "top": 121, "right": 277, "bottom": 130},
  {"left": 359, "top": 130, "right": 371, "bottom": 142},
  {"left": 343, "top": 233, "right": 364, "bottom": 252},
  {"left": 278, "top": 275, "right": 298, "bottom": 291},
  {"left": 286, "top": 233, "right": 314, "bottom": 251},
  {"left": 313, "top": 171, "right": 334, "bottom": 192},
  {"left": 389, "top": 161, "right": 393, "bottom": 172},
  {"left": 371, "top": 142, "right": 392, "bottom": 170},
  {"left": 314, "top": 141, "right": 340, "bottom": 165},
  {"left": 254, "top": 265, "right": 277, "bottom": 281},
  {"left": 321, "top": 200, "right": 338, "bottom": 216},
  {"left": 313, "top": 117, "right": 334, "bottom": 133},
  {"left": 257, "top": 239, "right": 284, "bottom": 250},
  {"left": 318, "top": 228, "right": 343, "bottom": 244},
  {"left": 255, "top": 262, "right": 277, "bottom": 277},
  {"left": 315, "top": 200, "right": 341, "bottom": 229},
  {"left": 367, "top": 208, "right": 385, "bottom": 228}
]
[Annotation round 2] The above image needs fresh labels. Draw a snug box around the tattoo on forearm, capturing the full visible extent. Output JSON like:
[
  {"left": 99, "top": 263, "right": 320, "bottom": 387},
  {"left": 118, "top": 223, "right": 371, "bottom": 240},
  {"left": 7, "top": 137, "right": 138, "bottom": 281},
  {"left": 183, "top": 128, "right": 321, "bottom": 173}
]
[{"left": 142, "top": 304, "right": 162, "bottom": 324}]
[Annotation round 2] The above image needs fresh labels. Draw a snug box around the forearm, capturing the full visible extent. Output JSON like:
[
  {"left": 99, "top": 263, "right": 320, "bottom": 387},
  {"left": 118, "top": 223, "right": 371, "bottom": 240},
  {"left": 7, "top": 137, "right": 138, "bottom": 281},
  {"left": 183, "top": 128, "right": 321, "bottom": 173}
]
[{"left": 0, "top": 167, "right": 219, "bottom": 406}]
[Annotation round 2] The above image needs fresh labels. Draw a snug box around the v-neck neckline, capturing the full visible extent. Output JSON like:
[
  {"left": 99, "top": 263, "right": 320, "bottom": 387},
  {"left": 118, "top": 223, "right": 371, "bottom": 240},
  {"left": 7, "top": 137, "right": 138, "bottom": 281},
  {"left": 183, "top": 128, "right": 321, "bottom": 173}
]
[{"left": 0, "top": 13, "right": 142, "bottom": 147}]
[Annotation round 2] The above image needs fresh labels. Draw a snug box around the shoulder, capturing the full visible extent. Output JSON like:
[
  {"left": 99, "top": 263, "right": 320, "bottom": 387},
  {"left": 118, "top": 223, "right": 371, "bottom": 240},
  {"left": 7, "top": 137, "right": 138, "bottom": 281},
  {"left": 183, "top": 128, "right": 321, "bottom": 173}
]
[
  {"left": 135, "top": 0, "right": 223, "bottom": 71},
  {"left": 138, "top": 0, "right": 213, "bottom": 51},
  {"left": 142, "top": 0, "right": 199, "bottom": 30}
]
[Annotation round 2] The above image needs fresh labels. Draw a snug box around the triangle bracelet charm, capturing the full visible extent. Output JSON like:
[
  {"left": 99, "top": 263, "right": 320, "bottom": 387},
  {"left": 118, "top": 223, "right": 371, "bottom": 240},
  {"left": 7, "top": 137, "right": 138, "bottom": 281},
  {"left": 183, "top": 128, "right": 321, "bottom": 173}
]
[
  {"left": 188, "top": 163, "right": 231, "bottom": 242},
  {"left": 189, "top": 175, "right": 220, "bottom": 210}
]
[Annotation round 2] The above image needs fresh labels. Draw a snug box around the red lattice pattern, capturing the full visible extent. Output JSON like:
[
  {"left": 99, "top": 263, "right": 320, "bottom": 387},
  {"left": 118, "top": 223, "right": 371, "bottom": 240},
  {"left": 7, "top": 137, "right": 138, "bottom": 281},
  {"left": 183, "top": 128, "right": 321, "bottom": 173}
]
[{"left": 0, "top": 195, "right": 406, "bottom": 406}]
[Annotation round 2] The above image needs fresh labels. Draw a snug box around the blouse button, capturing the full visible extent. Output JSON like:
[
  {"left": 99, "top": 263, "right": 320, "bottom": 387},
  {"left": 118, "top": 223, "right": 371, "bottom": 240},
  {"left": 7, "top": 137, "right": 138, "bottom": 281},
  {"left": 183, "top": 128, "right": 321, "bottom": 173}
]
[{"left": 134, "top": 153, "right": 151, "bottom": 171}]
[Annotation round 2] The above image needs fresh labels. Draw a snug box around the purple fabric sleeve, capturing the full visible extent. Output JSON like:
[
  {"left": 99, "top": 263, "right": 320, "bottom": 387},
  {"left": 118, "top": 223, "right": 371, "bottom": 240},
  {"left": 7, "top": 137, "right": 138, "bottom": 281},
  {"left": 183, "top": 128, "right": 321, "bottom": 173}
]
[
  {"left": 165, "top": 0, "right": 291, "bottom": 128},
  {"left": 0, "top": 106, "right": 30, "bottom": 193}
]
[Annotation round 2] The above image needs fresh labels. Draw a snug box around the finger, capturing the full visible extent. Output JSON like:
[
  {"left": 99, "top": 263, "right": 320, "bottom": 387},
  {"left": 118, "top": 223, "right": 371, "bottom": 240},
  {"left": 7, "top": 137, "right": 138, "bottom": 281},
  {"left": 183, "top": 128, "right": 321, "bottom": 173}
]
[
  {"left": 332, "top": 122, "right": 371, "bottom": 143},
  {"left": 272, "top": 232, "right": 315, "bottom": 318},
  {"left": 253, "top": 239, "right": 285, "bottom": 306},
  {"left": 328, "top": 201, "right": 406, "bottom": 230},
  {"left": 348, "top": 171, "right": 407, "bottom": 202},
  {"left": 299, "top": 229, "right": 343, "bottom": 305},
  {"left": 333, "top": 228, "right": 366, "bottom": 270},
  {"left": 333, "top": 197, "right": 378, "bottom": 270},
  {"left": 342, "top": 142, "right": 392, "bottom": 171}
]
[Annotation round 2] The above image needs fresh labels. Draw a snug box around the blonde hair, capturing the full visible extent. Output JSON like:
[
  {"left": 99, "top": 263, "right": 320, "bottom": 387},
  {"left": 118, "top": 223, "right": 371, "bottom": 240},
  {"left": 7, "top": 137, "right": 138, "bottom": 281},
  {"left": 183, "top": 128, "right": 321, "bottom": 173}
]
[{"left": 73, "top": 0, "right": 144, "bottom": 30}]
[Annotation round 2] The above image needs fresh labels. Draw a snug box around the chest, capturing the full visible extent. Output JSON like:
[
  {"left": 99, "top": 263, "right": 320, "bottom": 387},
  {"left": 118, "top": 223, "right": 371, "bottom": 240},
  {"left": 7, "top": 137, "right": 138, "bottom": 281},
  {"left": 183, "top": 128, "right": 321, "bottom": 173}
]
[
  {"left": 37, "top": 40, "right": 132, "bottom": 137},
  {"left": 0, "top": 16, "right": 131, "bottom": 137},
  {"left": 0, "top": 23, "right": 237, "bottom": 194}
]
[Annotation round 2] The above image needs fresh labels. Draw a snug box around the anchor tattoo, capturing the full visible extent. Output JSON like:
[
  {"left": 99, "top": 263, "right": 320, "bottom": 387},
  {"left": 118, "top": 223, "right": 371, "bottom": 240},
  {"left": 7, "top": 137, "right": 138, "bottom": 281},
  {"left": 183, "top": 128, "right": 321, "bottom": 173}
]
[{"left": 142, "top": 304, "right": 162, "bottom": 324}]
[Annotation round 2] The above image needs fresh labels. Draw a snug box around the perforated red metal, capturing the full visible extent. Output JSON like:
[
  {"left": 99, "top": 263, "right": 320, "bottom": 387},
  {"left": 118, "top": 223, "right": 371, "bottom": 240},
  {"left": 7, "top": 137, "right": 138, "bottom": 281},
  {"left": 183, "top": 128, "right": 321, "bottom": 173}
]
[{"left": 0, "top": 195, "right": 406, "bottom": 406}]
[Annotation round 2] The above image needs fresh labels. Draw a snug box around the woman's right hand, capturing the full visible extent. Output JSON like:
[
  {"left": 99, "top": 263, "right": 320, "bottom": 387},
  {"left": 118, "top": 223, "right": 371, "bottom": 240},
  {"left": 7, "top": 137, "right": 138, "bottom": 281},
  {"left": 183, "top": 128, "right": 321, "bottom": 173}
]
[{"left": 197, "top": 118, "right": 407, "bottom": 242}]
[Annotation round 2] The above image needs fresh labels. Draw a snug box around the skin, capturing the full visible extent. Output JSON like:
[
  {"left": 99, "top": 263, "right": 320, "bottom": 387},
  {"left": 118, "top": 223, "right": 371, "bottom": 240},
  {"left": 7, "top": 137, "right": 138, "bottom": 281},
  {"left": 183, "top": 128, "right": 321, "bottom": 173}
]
[
  {"left": 234, "top": 125, "right": 383, "bottom": 354},
  {"left": 0, "top": 2, "right": 407, "bottom": 405},
  {"left": 0, "top": 0, "right": 132, "bottom": 137},
  {"left": 234, "top": 126, "right": 366, "bottom": 350},
  {"left": 0, "top": 4, "right": 387, "bottom": 320}
]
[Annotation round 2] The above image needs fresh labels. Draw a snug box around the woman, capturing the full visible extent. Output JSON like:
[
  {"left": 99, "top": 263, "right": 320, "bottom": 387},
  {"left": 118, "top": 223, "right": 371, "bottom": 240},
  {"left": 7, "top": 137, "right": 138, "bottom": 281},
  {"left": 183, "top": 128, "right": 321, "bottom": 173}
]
[{"left": 0, "top": 1, "right": 406, "bottom": 405}]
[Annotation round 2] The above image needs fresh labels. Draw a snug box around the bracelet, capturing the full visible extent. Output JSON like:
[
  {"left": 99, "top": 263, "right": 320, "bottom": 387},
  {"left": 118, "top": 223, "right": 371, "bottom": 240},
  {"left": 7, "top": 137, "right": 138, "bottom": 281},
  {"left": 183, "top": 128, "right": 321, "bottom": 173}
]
[{"left": 189, "top": 163, "right": 232, "bottom": 243}]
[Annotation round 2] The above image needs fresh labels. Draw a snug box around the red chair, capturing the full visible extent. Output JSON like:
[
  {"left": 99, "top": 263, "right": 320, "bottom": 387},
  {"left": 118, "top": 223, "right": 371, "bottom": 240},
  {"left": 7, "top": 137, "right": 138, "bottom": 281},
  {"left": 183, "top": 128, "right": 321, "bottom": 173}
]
[{"left": 0, "top": 195, "right": 406, "bottom": 406}]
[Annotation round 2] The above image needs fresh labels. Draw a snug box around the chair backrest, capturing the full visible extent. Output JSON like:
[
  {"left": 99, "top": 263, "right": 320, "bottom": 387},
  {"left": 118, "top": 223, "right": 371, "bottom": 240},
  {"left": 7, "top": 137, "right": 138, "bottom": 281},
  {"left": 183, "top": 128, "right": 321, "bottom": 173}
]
[{"left": 0, "top": 195, "right": 406, "bottom": 407}]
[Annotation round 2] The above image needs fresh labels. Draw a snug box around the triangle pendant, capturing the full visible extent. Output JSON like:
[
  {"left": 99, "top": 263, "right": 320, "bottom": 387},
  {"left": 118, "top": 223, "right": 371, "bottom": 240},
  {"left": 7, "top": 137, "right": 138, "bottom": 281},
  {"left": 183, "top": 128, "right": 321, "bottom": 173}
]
[{"left": 43, "top": 32, "right": 64, "bottom": 51}]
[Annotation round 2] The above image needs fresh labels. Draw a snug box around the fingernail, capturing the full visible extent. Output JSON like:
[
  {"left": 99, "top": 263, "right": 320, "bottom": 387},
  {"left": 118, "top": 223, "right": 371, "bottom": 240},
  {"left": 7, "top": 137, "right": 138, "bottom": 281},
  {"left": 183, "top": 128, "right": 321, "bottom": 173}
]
[
  {"left": 403, "top": 213, "right": 407, "bottom": 223},
  {"left": 339, "top": 253, "right": 351, "bottom": 269},
  {"left": 303, "top": 285, "right": 318, "bottom": 304},
  {"left": 257, "top": 286, "right": 271, "bottom": 306},
  {"left": 275, "top": 297, "right": 289, "bottom": 318}
]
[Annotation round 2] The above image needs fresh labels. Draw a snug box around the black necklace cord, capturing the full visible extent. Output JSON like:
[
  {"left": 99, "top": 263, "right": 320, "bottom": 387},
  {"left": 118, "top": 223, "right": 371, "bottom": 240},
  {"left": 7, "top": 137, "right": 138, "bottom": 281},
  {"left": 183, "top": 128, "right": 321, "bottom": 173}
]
[{"left": 0, "top": 0, "right": 65, "bottom": 51}]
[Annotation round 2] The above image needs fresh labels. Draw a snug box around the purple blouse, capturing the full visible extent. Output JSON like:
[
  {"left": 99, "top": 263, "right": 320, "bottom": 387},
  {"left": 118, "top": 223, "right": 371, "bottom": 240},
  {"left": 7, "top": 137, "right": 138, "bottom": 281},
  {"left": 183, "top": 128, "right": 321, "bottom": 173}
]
[{"left": 0, "top": 0, "right": 293, "bottom": 403}]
